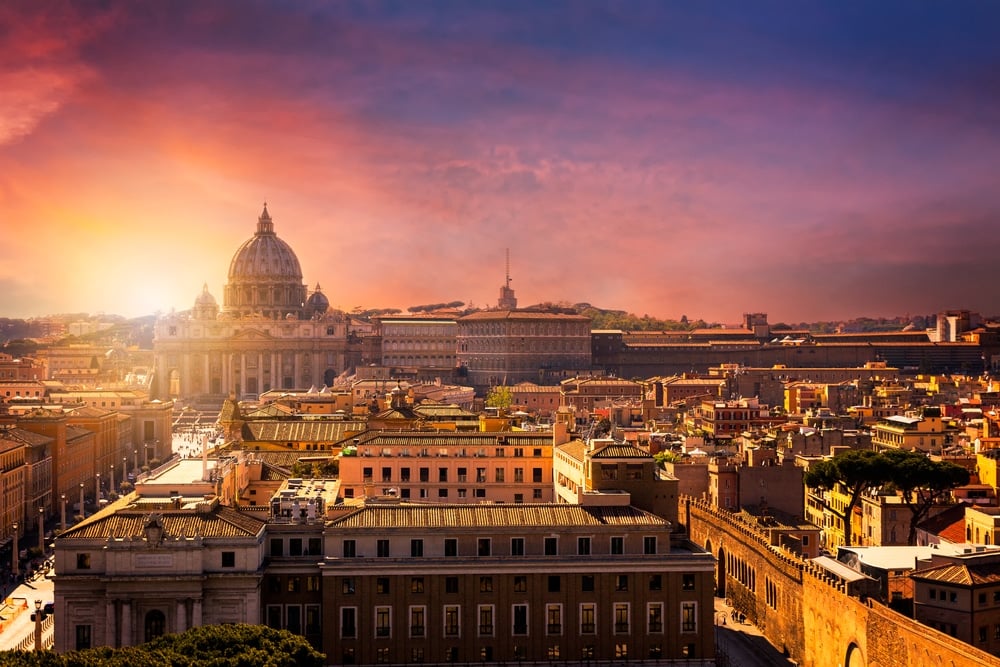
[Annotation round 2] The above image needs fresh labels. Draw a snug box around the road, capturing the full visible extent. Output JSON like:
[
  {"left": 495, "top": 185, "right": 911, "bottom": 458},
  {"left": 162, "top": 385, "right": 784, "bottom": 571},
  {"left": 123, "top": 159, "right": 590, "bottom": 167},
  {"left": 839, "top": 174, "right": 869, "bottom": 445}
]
[{"left": 714, "top": 596, "right": 797, "bottom": 667}]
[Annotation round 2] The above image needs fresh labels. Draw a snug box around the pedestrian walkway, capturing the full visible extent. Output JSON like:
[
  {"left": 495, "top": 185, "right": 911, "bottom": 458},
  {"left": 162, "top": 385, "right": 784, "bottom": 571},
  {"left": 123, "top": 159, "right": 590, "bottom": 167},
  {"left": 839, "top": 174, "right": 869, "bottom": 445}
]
[
  {"left": 714, "top": 596, "right": 796, "bottom": 667},
  {"left": 0, "top": 566, "right": 55, "bottom": 651}
]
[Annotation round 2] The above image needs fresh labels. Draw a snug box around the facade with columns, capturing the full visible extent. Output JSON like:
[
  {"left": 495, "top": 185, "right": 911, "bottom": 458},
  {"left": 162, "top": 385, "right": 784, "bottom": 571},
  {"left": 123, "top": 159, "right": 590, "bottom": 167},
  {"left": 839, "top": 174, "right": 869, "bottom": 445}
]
[
  {"left": 53, "top": 497, "right": 267, "bottom": 651},
  {"left": 152, "top": 205, "right": 356, "bottom": 402}
]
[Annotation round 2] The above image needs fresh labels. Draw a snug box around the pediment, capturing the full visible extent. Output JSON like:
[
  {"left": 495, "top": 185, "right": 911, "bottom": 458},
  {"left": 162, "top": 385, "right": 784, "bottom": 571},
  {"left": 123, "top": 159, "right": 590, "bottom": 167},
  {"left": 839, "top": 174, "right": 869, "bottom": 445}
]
[{"left": 230, "top": 328, "right": 276, "bottom": 341}]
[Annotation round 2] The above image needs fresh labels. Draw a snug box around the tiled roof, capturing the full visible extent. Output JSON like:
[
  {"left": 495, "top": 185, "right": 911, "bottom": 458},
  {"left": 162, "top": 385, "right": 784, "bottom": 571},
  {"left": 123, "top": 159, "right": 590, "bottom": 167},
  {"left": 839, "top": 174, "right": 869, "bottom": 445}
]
[
  {"left": 65, "top": 425, "right": 93, "bottom": 441},
  {"left": 59, "top": 503, "right": 266, "bottom": 541},
  {"left": 591, "top": 443, "right": 651, "bottom": 459},
  {"left": 329, "top": 503, "right": 667, "bottom": 530},
  {"left": 250, "top": 451, "right": 312, "bottom": 469},
  {"left": 352, "top": 431, "right": 552, "bottom": 448},
  {"left": 244, "top": 403, "right": 296, "bottom": 418},
  {"left": 413, "top": 404, "right": 475, "bottom": 417},
  {"left": 917, "top": 503, "right": 967, "bottom": 543},
  {"left": 459, "top": 311, "right": 590, "bottom": 322},
  {"left": 556, "top": 440, "right": 588, "bottom": 462},
  {"left": 913, "top": 561, "right": 1000, "bottom": 586},
  {"left": 242, "top": 420, "right": 366, "bottom": 444},
  {"left": 1, "top": 427, "right": 51, "bottom": 447}
]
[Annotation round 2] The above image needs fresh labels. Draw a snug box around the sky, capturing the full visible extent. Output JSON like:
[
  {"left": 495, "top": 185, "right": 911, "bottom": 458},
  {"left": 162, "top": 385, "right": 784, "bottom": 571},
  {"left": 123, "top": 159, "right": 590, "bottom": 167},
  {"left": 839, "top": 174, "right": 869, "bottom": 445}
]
[{"left": 2, "top": 0, "right": 1000, "bottom": 325}]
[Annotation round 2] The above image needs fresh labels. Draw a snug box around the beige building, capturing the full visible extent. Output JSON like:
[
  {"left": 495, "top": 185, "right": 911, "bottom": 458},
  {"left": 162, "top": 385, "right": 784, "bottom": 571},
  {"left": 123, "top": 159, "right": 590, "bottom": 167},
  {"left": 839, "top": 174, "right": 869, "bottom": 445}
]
[
  {"left": 871, "top": 407, "right": 959, "bottom": 453},
  {"left": 456, "top": 310, "right": 592, "bottom": 390},
  {"left": 321, "top": 502, "right": 716, "bottom": 665},
  {"left": 339, "top": 431, "right": 557, "bottom": 504},
  {"left": 152, "top": 206, "right": 354, "bottom": 402}
]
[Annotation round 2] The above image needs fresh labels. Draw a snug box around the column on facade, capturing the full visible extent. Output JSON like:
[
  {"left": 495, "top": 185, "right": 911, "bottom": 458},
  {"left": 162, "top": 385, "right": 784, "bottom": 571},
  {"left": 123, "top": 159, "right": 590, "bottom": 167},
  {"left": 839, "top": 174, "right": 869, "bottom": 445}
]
[
  {"left": 257, "top": 352, "right": 264, "bottom": 393},
  {"left": 182, "top": 352, "right": 191, "bottom": 398},
  {"left": 176, "top": 599, "right": 187, "bottom": 633},
  {"left": 271, "top": 352, "right": 278, "bottom": 391},
  {"left": 120, "top": 600, "right": 131, "bottom": 647},
  {"left": 203, "top": 355, "right": 210, "bottom": 394},
  {"left": 240, "top": 353, "right": 247, "bottom": 398},
  {"left": 222, "top": 353, "right": 230, "bottom": 396},
  {"left": 106, "top": 600, "right": 116, "bottom": 647},
  {"left": 293, "top": 352, "right": 301, "bottom": 388},
  {"left": 192, "top": 598, "right": 202, "bottom": 626}
]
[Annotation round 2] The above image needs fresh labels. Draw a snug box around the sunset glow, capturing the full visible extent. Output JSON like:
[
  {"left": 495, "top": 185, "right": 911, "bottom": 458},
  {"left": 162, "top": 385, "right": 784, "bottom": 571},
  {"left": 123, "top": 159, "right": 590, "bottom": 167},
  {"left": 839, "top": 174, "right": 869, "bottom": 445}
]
[{"left": 3, "top": 1, "right": 999, "bottom": 323}]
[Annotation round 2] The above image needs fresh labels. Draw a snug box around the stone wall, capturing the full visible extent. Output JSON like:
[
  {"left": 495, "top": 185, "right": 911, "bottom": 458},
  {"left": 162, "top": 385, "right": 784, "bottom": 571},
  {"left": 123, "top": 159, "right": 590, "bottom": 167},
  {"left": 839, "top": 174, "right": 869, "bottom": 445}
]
[{"left": 684, "top": 495, "right": 1000, "bottom": 667}]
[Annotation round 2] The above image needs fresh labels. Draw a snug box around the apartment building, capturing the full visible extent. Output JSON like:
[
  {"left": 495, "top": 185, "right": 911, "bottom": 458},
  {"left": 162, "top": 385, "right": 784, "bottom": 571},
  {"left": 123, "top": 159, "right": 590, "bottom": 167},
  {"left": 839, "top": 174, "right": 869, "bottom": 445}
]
[{"left": 321, "top": 502, "right": 715, "bottom": 665}]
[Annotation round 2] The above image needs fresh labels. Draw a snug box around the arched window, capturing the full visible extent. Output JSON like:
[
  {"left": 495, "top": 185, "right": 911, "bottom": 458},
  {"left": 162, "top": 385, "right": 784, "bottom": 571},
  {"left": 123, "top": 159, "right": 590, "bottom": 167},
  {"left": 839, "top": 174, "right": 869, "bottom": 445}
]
[{"left": 144, "top": 609, "right": 166, "bottom": 642}]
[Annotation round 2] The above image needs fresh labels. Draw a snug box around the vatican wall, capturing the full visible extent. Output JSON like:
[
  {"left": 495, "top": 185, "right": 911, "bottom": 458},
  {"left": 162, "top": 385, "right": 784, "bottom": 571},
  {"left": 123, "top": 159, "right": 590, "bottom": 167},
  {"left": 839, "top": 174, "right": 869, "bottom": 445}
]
[{"left": 686, "top": 495, "right": 1000, "bottom": 667}]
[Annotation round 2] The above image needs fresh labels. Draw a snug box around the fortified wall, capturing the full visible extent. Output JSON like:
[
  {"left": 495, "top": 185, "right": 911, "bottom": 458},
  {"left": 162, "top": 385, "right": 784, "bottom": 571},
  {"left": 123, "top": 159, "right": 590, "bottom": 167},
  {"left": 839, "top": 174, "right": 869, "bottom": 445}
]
[{"left": 684, "top": 496, "right": 1000, "bottom": 667}]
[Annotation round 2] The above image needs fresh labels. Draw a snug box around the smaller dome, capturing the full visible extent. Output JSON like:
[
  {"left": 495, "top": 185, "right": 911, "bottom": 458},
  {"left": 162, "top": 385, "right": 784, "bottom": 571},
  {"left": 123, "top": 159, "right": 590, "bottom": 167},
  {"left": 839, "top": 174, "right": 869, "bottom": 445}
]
[
  {"left": 305, "top": 283, "right": 330, "bottom": 315},
  {"left": 195, "top": 283, "right": 217, "bottom": 306}
]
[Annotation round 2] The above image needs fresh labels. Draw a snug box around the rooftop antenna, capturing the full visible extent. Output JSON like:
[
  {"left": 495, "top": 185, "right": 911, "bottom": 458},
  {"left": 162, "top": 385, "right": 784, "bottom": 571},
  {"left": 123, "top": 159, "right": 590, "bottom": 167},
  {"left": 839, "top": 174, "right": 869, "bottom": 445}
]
[
  {"left": 498, "top": 248, "right": 517, "bottom": 310},
  {"left": 505, "top": 248, "right": 512, "bottom": 290}
]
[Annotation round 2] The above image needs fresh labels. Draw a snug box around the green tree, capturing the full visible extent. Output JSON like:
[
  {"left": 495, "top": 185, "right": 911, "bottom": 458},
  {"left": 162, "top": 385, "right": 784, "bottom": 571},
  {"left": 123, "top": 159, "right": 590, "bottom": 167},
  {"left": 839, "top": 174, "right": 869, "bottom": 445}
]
[
  {"left": 803, "top": 449, "right": 891, "bottom": 547},
  {"left": 882, "top": 449, "right": 971, "bottom": 545},
  {"left": 3, "top": 624, "right": 325, "bottom": 666},
  {"left": 485, "top": 385, "right": 513, "bottom": 412}
]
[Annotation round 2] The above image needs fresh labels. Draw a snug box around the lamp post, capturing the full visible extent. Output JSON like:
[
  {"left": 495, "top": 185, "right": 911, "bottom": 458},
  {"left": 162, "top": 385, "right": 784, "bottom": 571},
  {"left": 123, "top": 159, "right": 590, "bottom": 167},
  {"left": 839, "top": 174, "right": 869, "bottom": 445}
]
[
  {"left": 133, "top": 449, "right": 138, "bottom": 475},
  {"left": 37, "top": 507, "right": 44, "bottom": 554},
  {"left": 123, "top": 457, "right": 128, "bottom": 488},
  {"left": 34, "top": 598, "right": 43, "bottom": 651},
  {"left": 11, "top": 521, "right": 18, "bottom": 577},
  {"left": 109, "top": 464, "right": 115, "bottom": 494},
  {"left": 79, "top": 483, "right": 85, "bottom": 519},
  {"left": 95, "top": 473, "right": 101, "bottom": 507},
  {"left": 60, "top": 494, "right": 66, "bottom": 531}
]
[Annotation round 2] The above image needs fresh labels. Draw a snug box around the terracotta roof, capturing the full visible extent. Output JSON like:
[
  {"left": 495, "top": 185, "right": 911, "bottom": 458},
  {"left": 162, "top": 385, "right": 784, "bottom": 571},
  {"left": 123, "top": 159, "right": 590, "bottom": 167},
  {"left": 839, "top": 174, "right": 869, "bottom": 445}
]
[
  {"left": 250, "top": 451, "right": 311, "bottom": 469},
  {"left": 591, "top": 443, "right": 651, "bottom": 459},
  {"left": 242, "top": 419, "right": 366, "bottom": 444},
  {"left": 1, "top": 427, "right": 51, "bottom": 447},
  {"left": 912, "top": 560, "right": 1000, "bottom": 586},
  {"left": 352, "top": 431, "right": 552, "bottom": 448},
  {"left": 244, "top": 403, "right": 296, "bottom": 418},
  {"left": 556, "top": 440, "right": 588, "bottom": 462},
  {"left": 917, "top": 503, "right": 968, "bottom": 543},
  {"left": 59, "top": 503, "right": 266, "bottom": 541},
  {"left": 329, "top": 503, "right": 668, "bottom": 530}
]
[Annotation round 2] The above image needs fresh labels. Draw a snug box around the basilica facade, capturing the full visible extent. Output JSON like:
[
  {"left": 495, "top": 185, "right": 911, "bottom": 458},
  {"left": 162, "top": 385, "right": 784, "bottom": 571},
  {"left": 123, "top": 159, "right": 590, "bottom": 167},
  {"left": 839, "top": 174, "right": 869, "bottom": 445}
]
[{"left": 152, "top": 206, "right": 355, "bottom": 402}]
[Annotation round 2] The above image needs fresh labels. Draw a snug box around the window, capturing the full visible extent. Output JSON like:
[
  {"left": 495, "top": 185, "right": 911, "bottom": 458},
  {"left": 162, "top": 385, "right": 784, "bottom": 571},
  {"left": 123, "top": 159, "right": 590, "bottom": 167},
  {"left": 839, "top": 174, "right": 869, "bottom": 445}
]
[
  {"left": 376, "top": 647, "right": 390, "bottom": 664},
  {"left": 644, "top": 536, "right": 657, "bottom": 554},
  {"left": 286, "top": 605, "right": 302, "bottom": 634},
  {"left": 480, "top": 646, "right": 494, "bottom": 661},
  {"left": 480, "top": 576, "right": 494, "bottom": 593},
  {"left": 979, "top": 626, "right": 988, "bottom": 643},
  {"left": 375, "top": 606, "right": 391, "bottom": 638},
  {"left": 341, "top": 607, "right": 357, "bottom": 638},
  {"left": 377, "top": 539, "right": 390, "bottom": 558},
  {"left": 476, "top": 467, "right": 487, "bottom": 483},
  {"left": 511, "top": 537, "right": 525, "bottom": 556},
  {"left": 439, "top": 468, "right": 448, "bottom": 482},
  {"left": 548, "top": 575, "right": 561, "bottom": 593},
  {"left": 479, "top": 604, "right": 495, "bottom": 636},
  {"left": 578, "top": 537, "right": 591, "bottom": 555},
  {"left": 514, "top": 576, "right": 527, "bottom": 593},
  {"left": 307, "top": 575, "right": 320, "bottom": 592},
  {"left": 513, "top": 604, "right": 529, "bottom": 635},
  {"left": 382, "top": 467, "right": 392, "bottom": 482},
  {"left": 75, "top": 624, "right": 92, "bottom": 650},
  {"left": 533, "top": 488, "right": 543, "bottom": 499},
  {"left": 682, "top": 573, "right": 695, "bottom": 590},
  {"left": 342, "top": 578, "right": 356, "bottom": 594},
  {"left": 615, "top": 643, "right": 629, "bottom": 659},
  {"left": 615, "top": 574, "right": 628, "bottom": 591},
  {"left": 648, "top": 603, "right": 663, "bottom": 633},
  {"left": 411, "top": 577, "right": 424, "bottom": 594},
  {"left": 221, "top": 551, "right": 235, "bottom": 567},
  {"left": 445, "top": 647, "right": 458, "bottom": 663},
  {"left": 410, "top": 606, "right": 426, "bottom": 638},
  {"left": 401, "top": 467, "right": 411, "bottom": 481},
  {"left": 649, "top": 574, "right": 662, "bottom": 591},
  {"left": 342, "top": 648, "right": 355, "bottom": 664},
  {"left": 419, "top": 467, "right": 429, "bottom": 482},
  {"left": 514, "top": 467, "right": 524, "bottom": 482},
  {"left": 614, "top": 603, "right": 630, "bottom": 633},
  {"left": 446, "top": 577, "right": 459, "bottom": 594},
  {"left": 411, "top": 648, "right": 424, "bottom": 663},
  {"left": 544, "top": 537, "right": 558, "bottom": 555},
  {"left": 533, "top": 468, "right": 543, "bottom": 483},
  {"left": 547, "top": 645, "right": 560, "bottom": 660},
  {"left": 411, "top": 539, "right": 423, "bottom": 557},
  {"left": 580, "top": 603, "right": 596, "bottom": 634},
  {"left": 287, "top": 576, "right": 301, "bottom": 593},
  {"left": 478, "top": 538, "right": 491, "bottom": 556},
  {"left": 495, "top": 468, "right": 505, "bottom": 483},
  {"left": 681, "top": 602, "right": 697, "bottom": 633},
  {"left": 534, "top": 448, "right": 543, "bottom": 457},
  {"left": 444, "top": 605, "right": 461, "bottom": 636},
  {"left": 611, "top": 537, "right": 624, "bottom": 555},
  {"left": 581, "top": 575, "right": 595, "bottom": 592},
  {"left": 445, "top": 538, "right": 458, "bottom": 557},
  {"left": 343, "top": 540, "right": 356, "bottom": 558},
  {"left": 546, "top": 604, "right": 562, "bottom": 635},
  {"left": 514, "top": 493, "right": 524, "bottom": 503},
  {"left": 377, "top": 577, "right": 390, "bottom": 594},
  {"left": 308, "top": 537, "right": 321, "bottom": 555},
  {"left": 76, "top": 553, "right": 91, "bottom": 569},
  {"left": 475, "top": 488, "right": 486, "bottom": 498}
]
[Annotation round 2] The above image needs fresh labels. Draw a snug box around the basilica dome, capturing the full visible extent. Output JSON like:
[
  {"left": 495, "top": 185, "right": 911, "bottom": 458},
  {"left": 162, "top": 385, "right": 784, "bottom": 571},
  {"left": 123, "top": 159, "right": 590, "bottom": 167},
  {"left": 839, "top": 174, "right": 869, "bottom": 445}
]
[{"left": 223, "top": 205, "right": 308, "bottom": 318}]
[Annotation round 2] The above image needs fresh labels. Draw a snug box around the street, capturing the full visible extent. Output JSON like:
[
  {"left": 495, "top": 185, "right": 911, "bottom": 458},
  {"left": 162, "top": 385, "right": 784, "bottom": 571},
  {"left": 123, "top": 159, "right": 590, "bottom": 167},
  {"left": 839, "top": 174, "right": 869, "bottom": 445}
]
[{"left": 714, "top": 596, "right": 797, "bottom": 667}]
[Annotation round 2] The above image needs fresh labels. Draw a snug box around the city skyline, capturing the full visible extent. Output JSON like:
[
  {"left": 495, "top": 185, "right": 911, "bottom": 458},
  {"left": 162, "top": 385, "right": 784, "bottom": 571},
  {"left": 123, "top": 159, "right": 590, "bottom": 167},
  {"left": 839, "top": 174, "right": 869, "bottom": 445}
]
[{"left": 3, "top": 1, "right": 1000, "bottom": 323}]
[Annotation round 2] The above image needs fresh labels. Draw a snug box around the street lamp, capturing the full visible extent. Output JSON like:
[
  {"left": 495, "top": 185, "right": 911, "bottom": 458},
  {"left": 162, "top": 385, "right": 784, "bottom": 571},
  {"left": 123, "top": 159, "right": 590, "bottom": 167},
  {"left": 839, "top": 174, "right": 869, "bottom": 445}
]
[
  {"left": 60, "top": 494, "right": 66, "bottom": 531},
  {"left": 109, "top": 464, "right": 115, "bottom": 494},
  {"left": 34, "top": 598, "right": 43, "bottom": 651},
  {"left": 79, "top": 483, "right": 85, "bottom": 519},
  {"left": 133, "top": 449, "right": 138, "bottom": 474},
  {"left": 37, "top": 507, "right": 44, "bottom": 554},
  {"left": 123, "top": 457, "right": 128, "bottom": 487},
  {"left": 11, "top": 521, "right": 18, "bottom": 577},
  {"left": 95, "top": 473, "right": 101, "bottom": 506}
]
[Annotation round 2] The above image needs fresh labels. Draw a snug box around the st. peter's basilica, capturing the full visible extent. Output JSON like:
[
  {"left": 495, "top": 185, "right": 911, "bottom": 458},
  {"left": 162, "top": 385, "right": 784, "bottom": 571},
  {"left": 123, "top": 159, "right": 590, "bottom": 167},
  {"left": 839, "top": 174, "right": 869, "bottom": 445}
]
[{"left": 151, "top": 205, "right": 357, "bottom": 401}]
